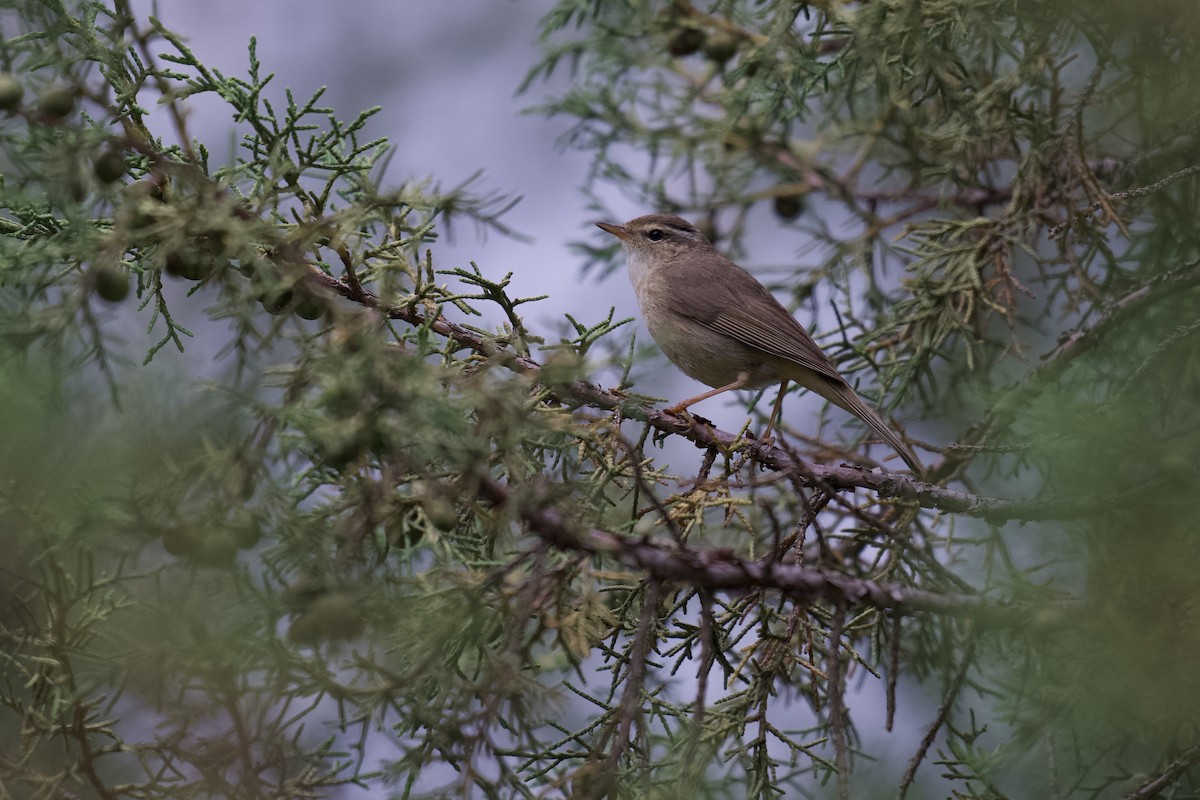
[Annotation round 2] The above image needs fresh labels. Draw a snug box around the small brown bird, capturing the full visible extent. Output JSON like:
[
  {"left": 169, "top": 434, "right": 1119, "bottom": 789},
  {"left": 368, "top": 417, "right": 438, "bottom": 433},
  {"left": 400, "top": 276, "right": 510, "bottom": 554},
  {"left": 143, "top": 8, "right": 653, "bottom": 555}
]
[{"left": 597, "top": 213, "right": 921, "bottom": 472}]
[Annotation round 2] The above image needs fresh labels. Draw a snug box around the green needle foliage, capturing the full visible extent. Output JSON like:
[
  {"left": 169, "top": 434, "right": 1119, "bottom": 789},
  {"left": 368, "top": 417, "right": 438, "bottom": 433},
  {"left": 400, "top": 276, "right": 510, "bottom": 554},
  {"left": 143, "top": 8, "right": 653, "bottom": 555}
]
[{"left": 3, "top": 1, "right": 1200, "bottom": 799}]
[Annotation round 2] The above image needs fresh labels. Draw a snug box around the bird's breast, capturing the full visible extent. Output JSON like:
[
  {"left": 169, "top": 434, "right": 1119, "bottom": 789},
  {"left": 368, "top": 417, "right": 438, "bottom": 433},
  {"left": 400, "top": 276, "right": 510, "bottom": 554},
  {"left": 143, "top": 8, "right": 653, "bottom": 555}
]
[
  {"left": 646, "top": 309, "right": 778, "bottom": 389},
  {"left": 625, "top": 249, "right": 777, "bottom": 389}
]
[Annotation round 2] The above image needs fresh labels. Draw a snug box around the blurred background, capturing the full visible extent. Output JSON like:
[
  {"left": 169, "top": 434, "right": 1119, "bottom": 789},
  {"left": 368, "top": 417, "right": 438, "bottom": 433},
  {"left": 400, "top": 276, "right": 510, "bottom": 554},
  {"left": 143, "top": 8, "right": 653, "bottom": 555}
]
[{"left": 130, "top": 0, "right": 617, "bottom": 328}]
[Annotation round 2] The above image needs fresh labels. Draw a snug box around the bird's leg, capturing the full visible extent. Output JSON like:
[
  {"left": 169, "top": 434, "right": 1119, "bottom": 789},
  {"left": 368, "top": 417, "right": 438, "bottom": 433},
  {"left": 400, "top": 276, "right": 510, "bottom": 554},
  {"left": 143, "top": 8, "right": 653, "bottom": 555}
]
[
  {"left": 665, "top": 371, "right": 752, "bottom": 416},
  {"left": 761, "top": 379, "right": 789, "bottom": 443}
]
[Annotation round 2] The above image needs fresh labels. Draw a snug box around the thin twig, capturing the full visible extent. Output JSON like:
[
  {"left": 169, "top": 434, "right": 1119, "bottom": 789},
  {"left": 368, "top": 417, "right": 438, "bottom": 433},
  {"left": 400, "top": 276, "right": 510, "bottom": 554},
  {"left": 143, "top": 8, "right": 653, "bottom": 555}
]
[
  {"left": 886, "top": 610, "right": 902, "bottom": 733},
  {"left": 1124, "top": 742, "right": 1200, "bottom": 799},
  {"left": 895, "top": 636, "right": 978, "bottom": 800},
  {"left": 598, "top": 580, "right": 661, "bottom": 786},
  {"left": 1049, "top": 163, "right": 1200, "bottom": 239},
  {"left": 477, "top": 475, "right": 1061, "bottom": 625},
  {"left": 828, "top": 603, "right": 850, "bottom": 800}
]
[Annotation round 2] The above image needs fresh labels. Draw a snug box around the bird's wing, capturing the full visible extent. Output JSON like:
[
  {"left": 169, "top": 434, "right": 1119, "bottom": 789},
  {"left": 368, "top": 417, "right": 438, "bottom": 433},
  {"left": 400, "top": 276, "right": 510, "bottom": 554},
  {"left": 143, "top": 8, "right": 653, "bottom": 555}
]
[
  {"left": 659, "top": 254, "right": 923, "bottom": 472},
  {"left": 661, "top": 257, "right": 846, "bottom": 383}
]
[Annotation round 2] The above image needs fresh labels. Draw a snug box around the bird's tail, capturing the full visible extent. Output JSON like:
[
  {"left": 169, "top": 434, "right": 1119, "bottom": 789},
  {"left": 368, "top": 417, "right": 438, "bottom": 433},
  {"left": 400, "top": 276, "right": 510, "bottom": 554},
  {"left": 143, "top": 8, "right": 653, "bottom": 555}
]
[{"left": 823, "top": 381, "right": 923, "bottom": 474}]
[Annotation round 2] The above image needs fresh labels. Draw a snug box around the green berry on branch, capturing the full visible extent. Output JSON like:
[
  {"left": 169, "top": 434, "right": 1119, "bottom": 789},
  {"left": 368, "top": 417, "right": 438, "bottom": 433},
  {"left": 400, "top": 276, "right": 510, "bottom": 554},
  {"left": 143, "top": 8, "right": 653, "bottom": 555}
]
[
  {"left": 194, "top": 529, "right": 240, "bottom": 567},
  {"left": 294, "top": 296, "right": 323, "bottom": 320},
  {"left": 772, "top": 192, "right": 806, "bottom": 220},
  {"left": 160, "top": 525, "right": 202, "bottom": 557},
  {"left": 667, "top": 27, "right": 706, "bottom": 57},
  {"left": 164, "top": 251, "right": 201, "bottom": 281},
  {"left": 0, "top": 74, "right": 24, "bottom": 110},
  {"left": 259, "top": 288, "right": 294, "bottom": 315},
  {"left": 288, "top": 591, "right": 366, "bottom": 644},
  {"left": 92, "top": 148, "right": 128, "bottom": 184},
  {"left": 91, "top": 264, "right": 130, "bottom": 303},
  {"left": 422, "top": 495, "right": 458, "bottom": 532},
  {"left": 163, "top": 248, "right": 219, "bottom": 282},
  {"left": 36, "top": 86, "right": 75, "bottom": 118},
  {"left": 703, "top": 31, "right": 740, "bottom": 64}
]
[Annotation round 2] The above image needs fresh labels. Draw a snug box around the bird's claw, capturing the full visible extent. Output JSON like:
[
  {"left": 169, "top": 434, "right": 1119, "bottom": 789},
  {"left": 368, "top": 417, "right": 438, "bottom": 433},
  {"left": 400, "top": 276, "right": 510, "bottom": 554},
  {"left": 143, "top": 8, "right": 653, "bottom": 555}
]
[{"left": 664, "top": 407, "right": 696, "bottom": 428}]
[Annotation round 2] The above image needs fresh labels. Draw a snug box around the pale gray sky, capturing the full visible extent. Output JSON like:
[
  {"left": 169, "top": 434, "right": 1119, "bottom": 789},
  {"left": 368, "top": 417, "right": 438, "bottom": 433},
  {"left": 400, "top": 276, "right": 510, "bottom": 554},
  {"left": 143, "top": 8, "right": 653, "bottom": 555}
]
[{"left": 137, "top": 0, "right": 617, "bottom": 317}]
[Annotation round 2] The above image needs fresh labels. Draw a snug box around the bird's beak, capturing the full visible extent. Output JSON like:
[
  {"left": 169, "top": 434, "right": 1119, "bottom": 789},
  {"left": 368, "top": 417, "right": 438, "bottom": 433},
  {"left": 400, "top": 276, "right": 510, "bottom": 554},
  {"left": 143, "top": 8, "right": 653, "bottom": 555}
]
[{"left": 595, "top": 221, "right": 631, "bottom": 241}]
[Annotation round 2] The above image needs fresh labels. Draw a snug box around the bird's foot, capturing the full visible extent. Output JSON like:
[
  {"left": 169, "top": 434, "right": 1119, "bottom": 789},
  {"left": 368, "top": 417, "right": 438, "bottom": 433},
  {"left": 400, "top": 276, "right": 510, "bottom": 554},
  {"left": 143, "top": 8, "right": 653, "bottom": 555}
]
[
  {"left": 663, "top": 402, "right": 693, "bottom": 419},
  {"left": 664, "top": 404, "right": 717, "bottom": 429},
  {"left": 752, "top": 431, "right": 776, "bottom": 448}
]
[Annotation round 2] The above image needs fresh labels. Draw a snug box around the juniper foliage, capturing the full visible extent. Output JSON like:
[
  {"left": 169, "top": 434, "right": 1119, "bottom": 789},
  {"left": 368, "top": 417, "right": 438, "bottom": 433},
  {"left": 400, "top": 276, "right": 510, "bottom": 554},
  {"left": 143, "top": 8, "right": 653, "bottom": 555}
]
[{"left": 2, "top": 1, "right": 1200, "bottom": 799}]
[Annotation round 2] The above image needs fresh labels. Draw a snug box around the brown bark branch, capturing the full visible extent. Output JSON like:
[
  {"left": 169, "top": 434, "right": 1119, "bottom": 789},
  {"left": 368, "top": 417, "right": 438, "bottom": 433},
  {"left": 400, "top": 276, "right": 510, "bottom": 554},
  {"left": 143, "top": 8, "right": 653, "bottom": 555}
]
[
  {"left": 1125, "top": 742, "right": 1200, "bottom": 799},
  {"left": 476, "top": 475, "right": 1054, "bottom": 625}
]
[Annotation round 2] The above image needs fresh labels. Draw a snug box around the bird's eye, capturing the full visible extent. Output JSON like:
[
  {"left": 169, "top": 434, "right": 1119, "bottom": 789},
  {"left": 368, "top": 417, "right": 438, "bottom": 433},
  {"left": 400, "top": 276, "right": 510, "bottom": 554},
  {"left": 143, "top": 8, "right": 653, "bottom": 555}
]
[{"left": 647, "top": 229, "right": 665, "bottom": 241}]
